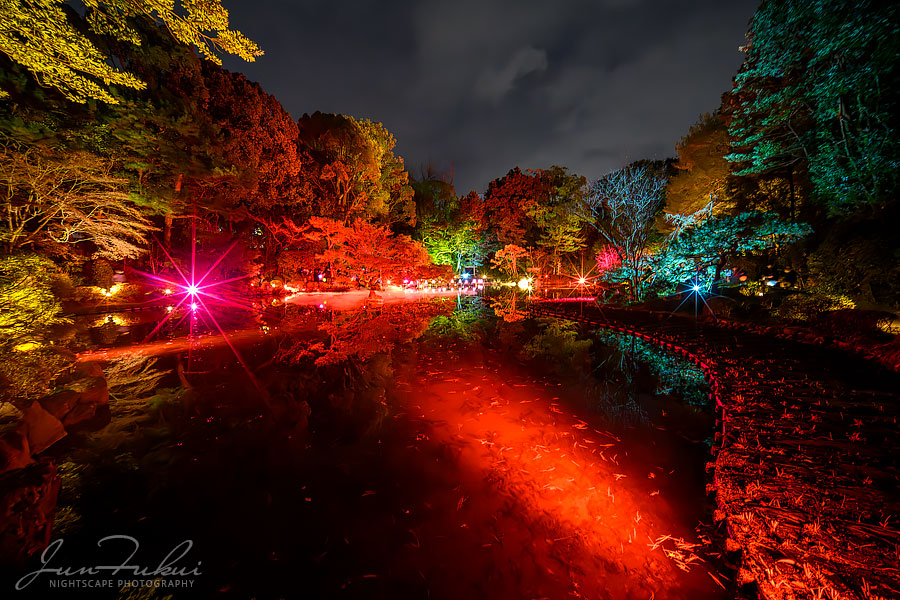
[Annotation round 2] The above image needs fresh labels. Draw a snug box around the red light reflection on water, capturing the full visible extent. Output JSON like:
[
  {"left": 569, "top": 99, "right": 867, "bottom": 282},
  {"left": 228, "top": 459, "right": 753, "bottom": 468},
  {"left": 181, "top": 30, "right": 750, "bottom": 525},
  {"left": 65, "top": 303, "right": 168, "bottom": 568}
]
[{"left": 396, "top": 346, "right": 726, "bottom": 599}]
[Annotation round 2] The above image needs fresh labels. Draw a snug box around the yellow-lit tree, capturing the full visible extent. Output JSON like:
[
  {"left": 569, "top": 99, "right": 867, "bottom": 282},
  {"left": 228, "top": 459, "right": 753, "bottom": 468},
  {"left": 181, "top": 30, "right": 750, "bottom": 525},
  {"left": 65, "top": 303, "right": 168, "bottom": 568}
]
[
  {"left": 0, "top": 0, "right": 261, "bottom": 103},
  {"left": 0, "top": 139, "right": 155, "bottom": 258}
]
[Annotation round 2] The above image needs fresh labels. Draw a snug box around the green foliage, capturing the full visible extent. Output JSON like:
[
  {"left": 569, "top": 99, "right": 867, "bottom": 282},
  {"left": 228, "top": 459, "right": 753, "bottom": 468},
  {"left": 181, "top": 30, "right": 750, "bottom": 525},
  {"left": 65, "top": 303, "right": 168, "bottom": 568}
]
[
  {"left": 426, "top": 297, "right": 490, "bottom": 341},
  {"left": 594, "top": 330, "right": 709, "bottom": 408},
  {"left": 418, "top": 218, "right": 488, "bottom": 272},
  {"left": 296, "top": 112, "right": 415, "bottom": 225},
  {"left": 523, "top": 318, "right": 592, "bottom": 373},
  {"left": 412, "top": 177, "right": 491, "bottom": 272},
  {"left": 725, "top": 0, "right": 900, "bottom": 215},
  {"left": 355, "top": 118, "right": 416, "bottom": 226},
  {"left": 774, "top": 290, "right": 855, "bottom": 322},
  {"left": 527, "top": 166, "right": 587, "bottom": 273},
  {"left": 650, "top": 211, "right": 811, "bottom": 294},
  {"left": 0, "top": 253, "right": 65, "bottom": 345},
  {"left": 0, "top": 0, "right": 261, "bottom": 104}
]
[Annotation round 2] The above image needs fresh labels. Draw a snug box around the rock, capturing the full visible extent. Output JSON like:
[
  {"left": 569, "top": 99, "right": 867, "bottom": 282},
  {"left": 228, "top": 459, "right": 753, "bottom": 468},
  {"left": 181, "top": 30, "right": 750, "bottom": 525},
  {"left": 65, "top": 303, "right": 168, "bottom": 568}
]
[
  {"left": 78, "top": 377, "right": 108, "bottom": 406},
  {"left": 0, "top": 431, "right": 33, "bottom": 475},
  {"left": 19, "top": 402, "right": 66, "bottom": 455},
  {"left": 74, "top": 361, "right": 104, "bottom": 379},
  {"left": 0, "top": 461, "right": 60, "bottom": 567},
  {"left": 34, "top": 376, "right": 108, "bottom": 434},
  {"left": 61, "top": 403, "right": 96, "bottom": 429},
  {"left": 38, "top": 390, "right": 80, "bottom": 421}
]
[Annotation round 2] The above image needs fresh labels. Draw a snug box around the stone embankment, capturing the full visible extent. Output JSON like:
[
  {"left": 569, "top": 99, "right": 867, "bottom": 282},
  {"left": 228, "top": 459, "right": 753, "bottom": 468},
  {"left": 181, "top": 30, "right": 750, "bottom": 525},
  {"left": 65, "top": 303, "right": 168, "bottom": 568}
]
[{"left": 0, "top": 360, "right": 109, "bottom": 565}]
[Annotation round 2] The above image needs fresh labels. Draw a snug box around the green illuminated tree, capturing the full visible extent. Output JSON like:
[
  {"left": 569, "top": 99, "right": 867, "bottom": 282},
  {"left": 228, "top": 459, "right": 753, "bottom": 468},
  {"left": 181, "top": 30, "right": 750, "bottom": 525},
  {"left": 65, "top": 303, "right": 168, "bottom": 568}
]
[
  {"left": 725, "top": 0, "right": 900, "bottom": 216},
  {"left": 528, "top": 166, "right": 587, "bottom": 274},
  {"left": 650, "top": 211, "right": 811, "bottom": 294}
]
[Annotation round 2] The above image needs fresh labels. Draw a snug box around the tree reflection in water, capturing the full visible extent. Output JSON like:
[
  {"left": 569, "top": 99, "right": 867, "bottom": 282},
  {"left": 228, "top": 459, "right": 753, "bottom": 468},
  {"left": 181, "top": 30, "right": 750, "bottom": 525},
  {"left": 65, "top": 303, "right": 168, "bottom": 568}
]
[{"left": 277, "top": 299, "right": 453, "bottom": 366}]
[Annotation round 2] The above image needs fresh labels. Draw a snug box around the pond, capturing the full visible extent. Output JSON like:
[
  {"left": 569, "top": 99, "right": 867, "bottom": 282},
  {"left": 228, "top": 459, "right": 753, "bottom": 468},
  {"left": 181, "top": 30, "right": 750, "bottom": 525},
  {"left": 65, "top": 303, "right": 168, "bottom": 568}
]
[{"left": 11, "top": 290, "right": 729, "bottom": 599}]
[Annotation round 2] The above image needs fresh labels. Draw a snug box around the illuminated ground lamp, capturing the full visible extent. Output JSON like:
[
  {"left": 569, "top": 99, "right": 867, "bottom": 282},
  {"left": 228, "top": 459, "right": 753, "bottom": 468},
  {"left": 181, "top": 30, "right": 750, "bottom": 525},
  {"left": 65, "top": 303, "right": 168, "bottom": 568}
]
[
  {"left": 13, "top": 341, "right": 40, "bottom": 352},
  {"left": 100, "top": 283, "right": 122, "bottom": 297}
]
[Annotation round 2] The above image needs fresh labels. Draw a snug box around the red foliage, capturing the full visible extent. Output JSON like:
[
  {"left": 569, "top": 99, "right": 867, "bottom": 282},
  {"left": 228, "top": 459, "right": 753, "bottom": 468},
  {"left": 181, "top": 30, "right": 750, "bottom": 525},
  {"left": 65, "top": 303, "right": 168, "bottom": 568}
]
[
  {"left": 476, "top": 167, "right": 542, "bottom": 244},
  {"left": 200, "top": 64, "right": 303, "bottom": 209},
  {"left": 596, "top": 246, "right": 621, "bottom": 273}
]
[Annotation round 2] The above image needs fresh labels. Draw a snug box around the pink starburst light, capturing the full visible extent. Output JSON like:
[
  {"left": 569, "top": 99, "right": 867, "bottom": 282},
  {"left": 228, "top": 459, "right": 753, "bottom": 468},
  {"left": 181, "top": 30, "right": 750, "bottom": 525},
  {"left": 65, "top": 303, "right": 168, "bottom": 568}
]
[{"left": 129, "top": 214, "right": 271, "bottom": 399}]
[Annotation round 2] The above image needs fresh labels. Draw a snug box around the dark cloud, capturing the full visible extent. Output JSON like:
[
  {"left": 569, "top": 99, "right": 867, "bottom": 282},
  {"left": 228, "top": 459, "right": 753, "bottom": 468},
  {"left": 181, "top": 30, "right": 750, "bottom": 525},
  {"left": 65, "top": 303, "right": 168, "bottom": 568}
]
[{"left": 221, "top": 0, "right": 758, "bottom": 194}]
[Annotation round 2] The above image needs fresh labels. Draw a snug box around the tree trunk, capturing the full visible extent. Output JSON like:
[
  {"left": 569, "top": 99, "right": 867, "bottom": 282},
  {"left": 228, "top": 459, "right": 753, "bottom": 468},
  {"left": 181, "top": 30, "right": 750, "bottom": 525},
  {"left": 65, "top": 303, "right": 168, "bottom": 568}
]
[
  {"left": 787, "top": 168, "right": 796, "bottom": 223},
  {"left": 163, "top": 213, "right": 174, "bottom": 249}
]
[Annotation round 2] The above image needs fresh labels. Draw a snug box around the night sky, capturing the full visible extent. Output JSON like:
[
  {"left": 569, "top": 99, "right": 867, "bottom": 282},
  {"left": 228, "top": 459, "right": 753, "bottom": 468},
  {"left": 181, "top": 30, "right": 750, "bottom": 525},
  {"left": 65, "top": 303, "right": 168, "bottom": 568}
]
[{"left": 221, "top": 0, "right": 760, "bottom": 195}]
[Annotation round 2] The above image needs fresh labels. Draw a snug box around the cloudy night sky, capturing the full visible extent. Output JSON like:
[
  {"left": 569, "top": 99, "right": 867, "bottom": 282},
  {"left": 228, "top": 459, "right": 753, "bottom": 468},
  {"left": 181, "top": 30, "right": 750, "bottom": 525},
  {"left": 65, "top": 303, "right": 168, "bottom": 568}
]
[{"left": 222, "top": 0, "right": 760, "bottom": 195}]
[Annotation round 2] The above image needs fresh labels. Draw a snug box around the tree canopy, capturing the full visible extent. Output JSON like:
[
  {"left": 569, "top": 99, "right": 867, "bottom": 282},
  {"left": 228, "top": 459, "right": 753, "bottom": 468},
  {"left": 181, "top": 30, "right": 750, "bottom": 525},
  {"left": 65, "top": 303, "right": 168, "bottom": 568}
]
[
  {"left": 0, "top": 0, "right": 261, "bottom": 104},
  {"left": 725, "top": 0, "right": 900, "bottom": 216}
]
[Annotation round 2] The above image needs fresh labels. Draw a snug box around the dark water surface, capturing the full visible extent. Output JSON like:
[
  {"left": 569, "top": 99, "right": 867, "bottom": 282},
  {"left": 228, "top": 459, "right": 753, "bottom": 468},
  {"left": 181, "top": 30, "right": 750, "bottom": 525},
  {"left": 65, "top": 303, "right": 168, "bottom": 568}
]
[{"left": 9, "top": 292, "right": 729, "bottom": 599}]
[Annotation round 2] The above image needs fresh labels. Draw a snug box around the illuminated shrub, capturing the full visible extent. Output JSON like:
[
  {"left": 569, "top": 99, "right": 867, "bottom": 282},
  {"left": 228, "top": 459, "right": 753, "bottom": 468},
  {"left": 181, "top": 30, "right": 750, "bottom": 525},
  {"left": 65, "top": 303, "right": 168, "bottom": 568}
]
[
  {"left": 774, "top": 291, "right": 855, "bottom": 322},
  {"left": 0, "top": 254, "right": 65, "bottom": 346}
]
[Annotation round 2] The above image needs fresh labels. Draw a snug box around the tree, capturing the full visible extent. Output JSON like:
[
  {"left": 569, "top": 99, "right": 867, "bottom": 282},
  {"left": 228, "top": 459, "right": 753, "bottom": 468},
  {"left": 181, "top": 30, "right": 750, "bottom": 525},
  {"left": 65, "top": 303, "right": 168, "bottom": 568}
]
[
  {"left": 0, "top": 140, "right": 155, "bottom": 258},
  {"left": 492, "top": 243, "right": 528, "bottom": 278},
  {"left": 0, "top": 253, "right": 70, "bottom": 403},
  {"left": 0, "top": 0, "right": 261, "bottom": 104},
  {"left": 413, "top": 181, "right": 490, "bottom": 274},
  {"left": 0, "top": 253, "right": 64, "bottom": 345},
  {"left": 666, "top": 113, "right": 733, "bottom": 219},
  {"left": 474, "top": 167, "right": 542, "bottom": 245},
  {"left": 649, "top": 211, "right": 811, "bottom": 295},
  {"left": 578, "top": 162, "right": 667, "bottom": 301},
  {"left": 725, "top": 0, "right": 900, "bottom": 216},
  {"left": 528, "top": 166, "right": 587, "bottom": 274},
  {"left": 199, "top": 64, "right": 302, "bottom": 212},
  {"left": 301, "top": 217, "right": 432, "bottom": 284},
  {"left": 417, "top": 216, "right": 488, "bottom": 274},
  {"left": 355, "top": 119, "right": 416, "bottom": 227},
  {"left": 297, "top": 112, "right": 382, "bottom": 222}
]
